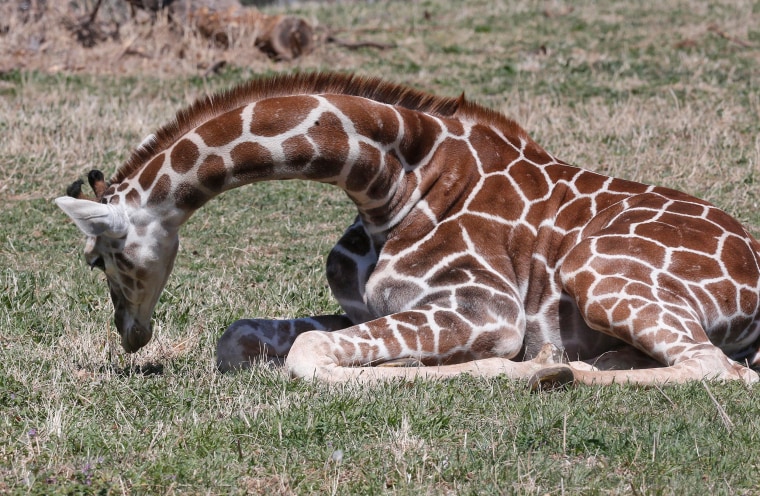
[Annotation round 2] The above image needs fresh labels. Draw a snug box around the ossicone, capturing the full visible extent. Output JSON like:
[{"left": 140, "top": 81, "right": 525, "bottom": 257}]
[
  {"left": 65, "top": 169, "right": 109, "bottom": 202},
  {"left": 88, "top": 170, "right": 108, "bottom": 198}
]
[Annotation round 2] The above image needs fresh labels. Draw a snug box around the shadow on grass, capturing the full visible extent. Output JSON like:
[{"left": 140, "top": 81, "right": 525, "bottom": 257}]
[{"left": 98, "top": 362, "right": 165, "bottom": 376}]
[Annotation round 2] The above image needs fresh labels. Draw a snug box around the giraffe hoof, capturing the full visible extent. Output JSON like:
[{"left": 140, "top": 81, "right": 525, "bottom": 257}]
[
  {"left": 528, "top": 365, "right": 575, "bottom": 392},
  {"left": 377, "top": 357, "right": 425, "bottom": 368}
]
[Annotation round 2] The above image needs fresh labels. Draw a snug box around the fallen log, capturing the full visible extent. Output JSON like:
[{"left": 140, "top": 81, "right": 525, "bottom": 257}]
[
  {"left": 126, "top": 0, "right": 314, "bottom": 60},
  {"left": 190, "top": 6, "right": 313, "bottom": 60}
]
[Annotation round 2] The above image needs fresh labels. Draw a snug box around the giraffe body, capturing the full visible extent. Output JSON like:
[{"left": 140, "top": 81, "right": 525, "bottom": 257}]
[{"left": 56, "top": 73, "right": 760, "bottom": 385}]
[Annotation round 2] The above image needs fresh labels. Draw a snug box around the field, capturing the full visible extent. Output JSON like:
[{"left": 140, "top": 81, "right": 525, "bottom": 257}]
[{"left": 2, "top": 0, "right": 760, "bottom": 493}]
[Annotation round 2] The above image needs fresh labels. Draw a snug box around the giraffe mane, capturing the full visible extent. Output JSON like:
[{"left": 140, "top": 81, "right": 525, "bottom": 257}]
[{"left": 112, "top": 72, "right": 526, "bottom": 184}]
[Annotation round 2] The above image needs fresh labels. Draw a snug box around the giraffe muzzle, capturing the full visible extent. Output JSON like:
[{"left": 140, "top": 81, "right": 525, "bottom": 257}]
[{"left": 117, "top": 320, "right": 153, "bottom": 353}]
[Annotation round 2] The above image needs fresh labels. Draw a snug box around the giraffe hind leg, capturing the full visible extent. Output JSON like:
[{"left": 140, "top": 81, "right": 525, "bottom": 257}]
[
  {"left": 566, "top": 352, "right": 759, "bottom": 385},
  {"left": 559, "top": 227, "right": 760, "bottom": 385},
  {"left": 557, "top": 295, "right": 760, "bottom": 385},
  {"left": 534, "top": 346, "right": 758, "bottom": 388},
  {"left": 216, "top": 315, "right": 353, "bottom": 372},
  {"left": 558, "top": 294, "right": 760, "bottom": 385}
]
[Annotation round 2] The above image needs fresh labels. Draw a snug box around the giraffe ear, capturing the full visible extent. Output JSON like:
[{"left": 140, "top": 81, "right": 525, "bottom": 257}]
[{"left": 55, "top": 196, "right": 129, "bottom": 238}]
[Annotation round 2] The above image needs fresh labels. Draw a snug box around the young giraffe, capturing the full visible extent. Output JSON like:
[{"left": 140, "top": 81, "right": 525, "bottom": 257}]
[{"left": 56, "top": 72, "right": 760, "bottom": 386}]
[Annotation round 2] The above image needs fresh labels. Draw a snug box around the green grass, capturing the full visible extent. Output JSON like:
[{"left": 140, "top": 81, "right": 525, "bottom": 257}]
[{"left": 2, "top": 0, "right": 760, "bottom": 493}]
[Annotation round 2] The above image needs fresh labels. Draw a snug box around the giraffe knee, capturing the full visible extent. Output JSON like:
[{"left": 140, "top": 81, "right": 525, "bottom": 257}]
[{"left": 284, "top": 331, "right": 334, "bottom": 380}]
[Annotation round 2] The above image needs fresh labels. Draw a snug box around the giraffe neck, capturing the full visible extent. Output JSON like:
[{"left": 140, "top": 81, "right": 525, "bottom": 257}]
[{"left": 110, "top": 94, "right": 463, "bottom": 233}]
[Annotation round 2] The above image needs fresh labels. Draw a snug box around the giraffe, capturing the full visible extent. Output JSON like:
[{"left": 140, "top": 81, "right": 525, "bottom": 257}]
[{"left": 56, "top": 72, "right": 760, "bottom": 386}]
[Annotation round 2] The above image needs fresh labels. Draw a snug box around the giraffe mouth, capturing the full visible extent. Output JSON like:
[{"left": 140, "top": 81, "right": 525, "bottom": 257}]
[{"left": 117, "top": 320, "right": 153, "bottom": 353}]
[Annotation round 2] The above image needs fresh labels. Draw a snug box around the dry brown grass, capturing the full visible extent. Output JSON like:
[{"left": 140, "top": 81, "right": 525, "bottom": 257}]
[
  {"left": 0, "top": 0, "right": 372, "bottom": 77},
  {"left": 0, "top": 1, "right": 274, "bottom": 76}
]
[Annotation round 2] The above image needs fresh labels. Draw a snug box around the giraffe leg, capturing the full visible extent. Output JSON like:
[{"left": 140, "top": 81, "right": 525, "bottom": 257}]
[
  {"left": 285, "top": 326, "right": 568, "bottom": 383},
  {"left": 216, "top": 315, "right": 353, "bottom": 371},
  {"left": 559, "top": 303, "right": 760, "bottom": 385},
  {"left": 566, "top": 353, "right": 758, "bottom": 385},
  {"left": 284, "top": 298, "right": 566, "bottom": 383},
  {"left": 560, "top": 232, "right": 760, "bottom": 385},
  {"left": 218, "top": 219, "right": 377, "bottom": 372},
  {"left": 325, "top": 217, "right": 378, "bottom": 324},
  {"left": 285, "top": 220, "right": 566, "bottom": 382},
  {"left": 562, "top": 341, "right": 758, "bottom": 384},
  {"left": 541, "top": 336, "right": 758, "bottom": 385}
]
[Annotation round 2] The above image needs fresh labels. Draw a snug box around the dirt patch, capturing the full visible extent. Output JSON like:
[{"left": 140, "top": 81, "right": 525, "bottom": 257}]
[{"left": 0, "top": 0, "right": 321, "bottom": 77}]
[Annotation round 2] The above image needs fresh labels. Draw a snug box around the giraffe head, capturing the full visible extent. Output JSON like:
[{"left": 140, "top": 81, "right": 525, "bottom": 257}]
[{"left": 55, "top": 170, "right": 179, "bottom": 353}]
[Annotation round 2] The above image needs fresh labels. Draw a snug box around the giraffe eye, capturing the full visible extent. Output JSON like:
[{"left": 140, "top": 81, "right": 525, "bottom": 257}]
[{"left": 89, "top": 257, "right": 106, "bottom": 271}]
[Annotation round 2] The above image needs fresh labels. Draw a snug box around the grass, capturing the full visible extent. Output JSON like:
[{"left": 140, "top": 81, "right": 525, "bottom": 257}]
[{"left": 2, "top": 0, "right": 760, "bottom": 493}]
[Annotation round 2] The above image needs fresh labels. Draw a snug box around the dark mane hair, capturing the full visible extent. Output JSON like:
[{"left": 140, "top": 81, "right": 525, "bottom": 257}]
[{"left": 112, "top": 72, "right": 525, "bottom": 184}]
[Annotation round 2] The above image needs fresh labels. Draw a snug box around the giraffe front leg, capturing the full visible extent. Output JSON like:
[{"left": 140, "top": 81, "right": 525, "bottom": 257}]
[
  {"left": 218, "top": 219, "right": 377, "bottom": 372},
  {"left": 283, "top": 304, "right": 565, "bottom": 383},
  {"left": 216, "top": 315, "right": 353, "bottom": 372},
  {"left": 325, "top": 217, "right": 378, "bottom": 324}
]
